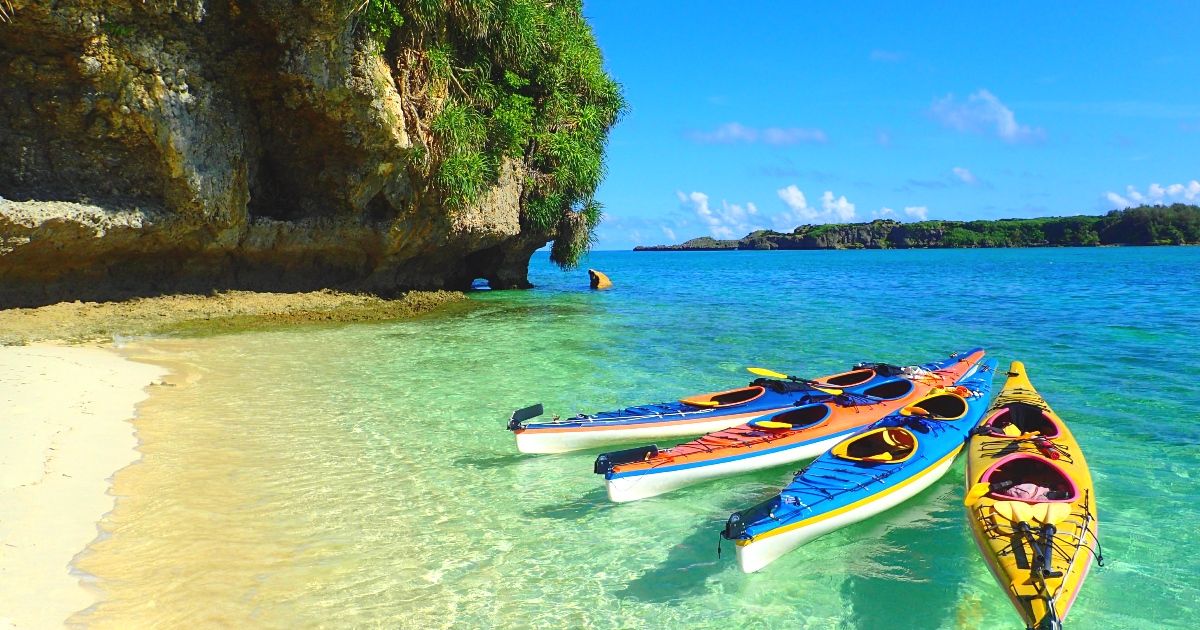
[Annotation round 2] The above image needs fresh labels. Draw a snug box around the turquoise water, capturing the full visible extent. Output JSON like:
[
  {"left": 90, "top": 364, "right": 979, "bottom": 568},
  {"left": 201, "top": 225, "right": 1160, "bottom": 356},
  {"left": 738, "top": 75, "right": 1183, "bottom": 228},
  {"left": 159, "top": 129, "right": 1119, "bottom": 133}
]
[{"left": 80, "top": 247, "right": 1200, "bottom": 628}]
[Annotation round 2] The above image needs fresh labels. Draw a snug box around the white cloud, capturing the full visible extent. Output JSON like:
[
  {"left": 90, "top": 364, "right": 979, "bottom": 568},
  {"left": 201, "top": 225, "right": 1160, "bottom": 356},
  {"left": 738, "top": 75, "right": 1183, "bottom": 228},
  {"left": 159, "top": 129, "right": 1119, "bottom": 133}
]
[
  {"left": 822, "top": 191, "right": 856, "bottom": 221},
  {"left": 775, "top": 185, "right": 857, "bottom": 225},
  {"left": 871, "top": 206, "right": 928, "bottom": 222},
  {"left": 777, "top": 185, "right": 808, "bottom": 213},
  {"left": 930, "top": 89, "right": 1044, "bottom": 143},
  {"left": 608, "top": 189, "right": 940, "bottom": 248},
  {"left": 1104, "top": 180, "right": 1200, "bottom": 208},
  {"left": 677, "top": 190, "right": 763, "bottom": 239},
  {"left": 952, "top": 166, "right": 978, "bottom": 185},
  {"left": 762, "top": 127, "right": 828, "bottom": 144},
  {"left": 689, "top": 123, "right": 828, "bottom": 145},
  {"left": 689, "top": 122, "right": 757, "bottom": 144}
]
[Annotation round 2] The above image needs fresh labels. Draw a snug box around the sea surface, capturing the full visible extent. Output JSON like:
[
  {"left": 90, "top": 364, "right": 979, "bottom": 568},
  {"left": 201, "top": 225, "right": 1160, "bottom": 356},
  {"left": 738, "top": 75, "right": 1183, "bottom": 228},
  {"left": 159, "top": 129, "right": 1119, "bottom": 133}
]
[{"left": 75, "top": 247, "right": 1200, "bottom": 629}]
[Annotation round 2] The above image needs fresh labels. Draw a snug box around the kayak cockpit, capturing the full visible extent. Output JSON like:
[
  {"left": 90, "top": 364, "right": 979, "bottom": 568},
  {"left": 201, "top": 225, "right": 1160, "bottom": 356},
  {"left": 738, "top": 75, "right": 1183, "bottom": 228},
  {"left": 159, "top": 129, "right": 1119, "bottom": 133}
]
[
  {"left": 749, "top": 403, "right": 831, "bottom": 430},
  {"left": 679, "top": 386, "right": 765, "bottom": 408},
  {"left": 833, "top": 427, "right": 917, "bottom": 463},
  {"left": 860, "top": 378, "right": 915, "bottom": 400},
  {"left": 821, "top": 368, "right": 875, "bottom": 387},
  {"left": 902, "top": 392, "right": 969, "bottom": 420},
  {"left": 982, "top": 454, "right": 1077, "bottom": 503},
  {"left": 983, "top": 402, "right": 1061, "bottom": 438}
]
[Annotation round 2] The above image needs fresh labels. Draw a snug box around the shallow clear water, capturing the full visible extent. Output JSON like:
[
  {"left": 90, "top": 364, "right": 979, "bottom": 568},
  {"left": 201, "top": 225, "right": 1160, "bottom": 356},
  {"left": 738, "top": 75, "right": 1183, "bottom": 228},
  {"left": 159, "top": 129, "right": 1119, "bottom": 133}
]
[{"left": 77, "top": 247, "right": 1200, "bottom": 628}]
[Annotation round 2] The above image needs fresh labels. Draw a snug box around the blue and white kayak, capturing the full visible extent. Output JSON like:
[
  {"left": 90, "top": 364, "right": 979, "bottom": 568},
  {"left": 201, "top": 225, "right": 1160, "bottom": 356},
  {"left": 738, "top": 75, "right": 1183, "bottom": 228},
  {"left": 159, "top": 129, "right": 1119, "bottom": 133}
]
[
  {"left": 509, "top": 350, "right": 983, "bottom": 454},
  {"left": 507, "top": 365, "right": 889, "bottom": 454},
  {"left": 721, "top": 357, "right": 998, "bottom": 573}
]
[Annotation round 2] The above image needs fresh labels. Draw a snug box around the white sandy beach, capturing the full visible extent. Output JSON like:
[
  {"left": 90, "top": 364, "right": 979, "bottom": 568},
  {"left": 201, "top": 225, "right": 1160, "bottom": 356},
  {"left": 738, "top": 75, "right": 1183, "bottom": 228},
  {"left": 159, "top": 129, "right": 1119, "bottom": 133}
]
[{"left": 0, "top": 344, "right": 165, "bottom": 629}]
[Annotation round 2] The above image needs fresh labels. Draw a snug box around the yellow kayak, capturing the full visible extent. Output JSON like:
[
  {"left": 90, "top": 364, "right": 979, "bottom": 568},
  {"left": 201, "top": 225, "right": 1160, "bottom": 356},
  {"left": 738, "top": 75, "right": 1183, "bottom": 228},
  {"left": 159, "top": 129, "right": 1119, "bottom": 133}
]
[{"left": 963, "top": 361, "right": 1102, "bottom": 630}]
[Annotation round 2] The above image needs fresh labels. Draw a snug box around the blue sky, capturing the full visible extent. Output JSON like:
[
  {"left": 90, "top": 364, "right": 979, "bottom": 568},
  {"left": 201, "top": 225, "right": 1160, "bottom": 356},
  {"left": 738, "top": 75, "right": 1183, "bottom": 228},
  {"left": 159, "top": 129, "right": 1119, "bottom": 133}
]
[{"left": 581, "top": 2, "right": 1200, "bottom": 249}]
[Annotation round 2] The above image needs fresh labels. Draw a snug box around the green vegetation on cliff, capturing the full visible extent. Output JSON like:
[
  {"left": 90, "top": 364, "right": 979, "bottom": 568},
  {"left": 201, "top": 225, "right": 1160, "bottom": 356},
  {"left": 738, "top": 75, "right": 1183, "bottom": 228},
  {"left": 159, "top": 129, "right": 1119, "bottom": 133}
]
[
  {"left": 635, "top": 204, "right": 1200, "bottom": 251},
  {"left": 362, "top": 0, "right": 624, "bottom": 268}
]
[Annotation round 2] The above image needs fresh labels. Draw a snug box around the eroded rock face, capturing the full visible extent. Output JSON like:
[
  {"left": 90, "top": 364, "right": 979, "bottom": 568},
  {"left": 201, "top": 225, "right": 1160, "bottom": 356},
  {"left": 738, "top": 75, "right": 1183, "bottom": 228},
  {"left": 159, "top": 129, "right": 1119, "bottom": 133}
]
[{"left": 0, "top": 1, "right": 548, "bottom": 307}]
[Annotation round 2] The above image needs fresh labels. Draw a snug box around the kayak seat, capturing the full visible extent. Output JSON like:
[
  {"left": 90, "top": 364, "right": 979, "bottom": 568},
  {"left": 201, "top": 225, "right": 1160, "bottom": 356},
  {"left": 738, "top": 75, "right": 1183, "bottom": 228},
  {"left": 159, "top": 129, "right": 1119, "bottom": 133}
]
[{"left": 752, "top": 420, "right": 794, "bottom": 430}]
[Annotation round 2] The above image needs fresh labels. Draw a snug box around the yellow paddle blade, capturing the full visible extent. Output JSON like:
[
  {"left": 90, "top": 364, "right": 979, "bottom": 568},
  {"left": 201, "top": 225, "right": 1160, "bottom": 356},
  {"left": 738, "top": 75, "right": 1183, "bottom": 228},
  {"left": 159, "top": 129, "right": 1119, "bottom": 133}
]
[
  {"left": 992, "top": 501, "right": 1019, "bottom": 522},
  {"left": 1024, "top": 503, "right": 1049, "bottom": 524},
  {"left": 1002, "top": 423, "right": 1021, "bottom": 437},
  {"left": 1011, "top": 501, "right": 1036, "bottom": 523},
  {"left": 1041, "top": 502, "right": 1071, "bottom": 526},
  {"left": 900, "top": 405, "right": 931, "bottom": 417},
  {"left": 681, "top": 398, "right": 718, "bottom": 407},
  {"left": 964, "top": 482, "right": 991, "bottom": 507},
  {"left": 747, "top": 367, "right": 788, "bottom": 379},
  {"left": 991, "top": 500, "right": 1036, "bottom": 524},
  {"left": 991, "top": 500, "right": 1035, "bottom": 523},
  {"left": 746, "top": 367, "right": 842, "bottom": 395},
  {"left": 755, "top": 420, "right": 793, "bottom": 430}
]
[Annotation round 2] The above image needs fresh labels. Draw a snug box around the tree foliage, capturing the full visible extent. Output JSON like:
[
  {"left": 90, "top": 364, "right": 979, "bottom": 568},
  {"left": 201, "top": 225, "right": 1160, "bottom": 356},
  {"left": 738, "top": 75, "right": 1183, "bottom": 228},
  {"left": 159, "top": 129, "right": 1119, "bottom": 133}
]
[
  {"left": 889, "top": 205, "right": 1200, "bottom": 247},
  {"left": 359, "top": 0, "right": 625, "bottom": 268}
]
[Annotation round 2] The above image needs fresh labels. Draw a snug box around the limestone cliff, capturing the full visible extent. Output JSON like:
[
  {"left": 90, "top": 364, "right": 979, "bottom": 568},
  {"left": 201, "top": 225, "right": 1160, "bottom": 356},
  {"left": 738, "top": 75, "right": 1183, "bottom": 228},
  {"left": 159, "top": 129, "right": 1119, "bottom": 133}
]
[{"left": 0, "top": 0, "right": 621, "bottom": 307}]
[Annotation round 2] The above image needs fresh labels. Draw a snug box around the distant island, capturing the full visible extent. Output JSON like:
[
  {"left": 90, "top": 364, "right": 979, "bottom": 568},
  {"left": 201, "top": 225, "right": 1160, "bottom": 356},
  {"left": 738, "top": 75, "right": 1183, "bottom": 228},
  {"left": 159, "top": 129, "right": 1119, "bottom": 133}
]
[{"left": 635, "top": 204, "right": 1200, "bottom": 251}]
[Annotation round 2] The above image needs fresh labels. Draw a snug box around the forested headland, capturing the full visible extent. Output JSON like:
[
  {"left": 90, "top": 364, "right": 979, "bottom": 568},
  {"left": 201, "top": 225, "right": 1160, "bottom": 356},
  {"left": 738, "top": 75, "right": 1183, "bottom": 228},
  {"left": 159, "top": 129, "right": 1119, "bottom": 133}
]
[{"left": 635, "top": 204, "right": 1200, "bottom": 251}]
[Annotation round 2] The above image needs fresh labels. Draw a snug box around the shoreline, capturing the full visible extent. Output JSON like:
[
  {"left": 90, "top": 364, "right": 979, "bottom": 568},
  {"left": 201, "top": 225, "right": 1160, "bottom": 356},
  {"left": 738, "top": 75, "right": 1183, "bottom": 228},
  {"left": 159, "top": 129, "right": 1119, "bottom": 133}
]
[
  {"left": 0, "top": 289, "right": 468, "bottom": 627},
  {"left": 0, "top": 289, "right": 467, "bottom": 627},
  {"left": 0, "top": 343, "right": 167, "bottom": 628}
]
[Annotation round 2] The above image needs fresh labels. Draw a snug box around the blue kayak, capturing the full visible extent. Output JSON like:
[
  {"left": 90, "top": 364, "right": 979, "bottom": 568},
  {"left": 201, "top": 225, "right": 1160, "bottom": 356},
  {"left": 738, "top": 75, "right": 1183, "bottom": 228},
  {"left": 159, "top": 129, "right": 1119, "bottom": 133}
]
[
  {"left": 509, "top": 349, "right": 985, "bottom": 454},
  {"left": 722, "top": 356, "right": 998, "bottom": 572}
]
